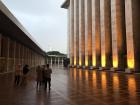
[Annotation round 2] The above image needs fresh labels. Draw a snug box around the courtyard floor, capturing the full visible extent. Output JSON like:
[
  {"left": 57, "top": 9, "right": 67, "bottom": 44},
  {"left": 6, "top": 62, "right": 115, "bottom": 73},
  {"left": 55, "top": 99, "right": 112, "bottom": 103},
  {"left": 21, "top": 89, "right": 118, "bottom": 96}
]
[{"left": 0, "top": 65, "right": 140, "bottom": 105}]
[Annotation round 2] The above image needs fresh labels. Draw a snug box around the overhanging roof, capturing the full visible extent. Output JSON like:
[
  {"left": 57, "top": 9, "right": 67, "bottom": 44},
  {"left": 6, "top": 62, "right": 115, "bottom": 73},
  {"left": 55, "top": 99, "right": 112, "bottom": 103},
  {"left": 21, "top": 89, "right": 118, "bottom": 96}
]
[
  {"left": 61, "top": 0, "right": 70, "bottom": 9},
  {"left": 0, "top": 1, "right": 45, "bottom": 56}
]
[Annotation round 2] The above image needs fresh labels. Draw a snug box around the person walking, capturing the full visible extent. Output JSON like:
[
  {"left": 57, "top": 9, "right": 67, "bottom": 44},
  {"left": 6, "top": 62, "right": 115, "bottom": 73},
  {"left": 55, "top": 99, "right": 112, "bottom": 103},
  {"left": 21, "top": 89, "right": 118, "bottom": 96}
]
[
  {"left": 44, "top": 64, "right": 52, "bottom": 90},
  {"left": 21, "top": 64, "right": 29, "bottom": 85},
  {"left": 36, "top": 65, "right": 43, "bottom": 88},
  {"left": 14, "top": 64, "right": 22, "bottom": 85}
]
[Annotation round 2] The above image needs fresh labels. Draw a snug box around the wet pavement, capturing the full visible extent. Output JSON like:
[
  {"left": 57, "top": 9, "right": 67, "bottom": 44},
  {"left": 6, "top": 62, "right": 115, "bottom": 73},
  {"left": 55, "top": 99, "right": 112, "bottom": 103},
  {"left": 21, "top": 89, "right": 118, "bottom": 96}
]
[{"left": 0, "top": 65, "right": 140, "bottom": 105}]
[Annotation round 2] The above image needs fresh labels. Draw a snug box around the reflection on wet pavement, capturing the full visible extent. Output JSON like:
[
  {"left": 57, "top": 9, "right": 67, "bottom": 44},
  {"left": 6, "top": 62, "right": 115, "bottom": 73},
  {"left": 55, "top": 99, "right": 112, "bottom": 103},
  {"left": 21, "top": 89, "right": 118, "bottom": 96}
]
[{"left": 0, "top": 66, "right": 140, "bottom": 105}]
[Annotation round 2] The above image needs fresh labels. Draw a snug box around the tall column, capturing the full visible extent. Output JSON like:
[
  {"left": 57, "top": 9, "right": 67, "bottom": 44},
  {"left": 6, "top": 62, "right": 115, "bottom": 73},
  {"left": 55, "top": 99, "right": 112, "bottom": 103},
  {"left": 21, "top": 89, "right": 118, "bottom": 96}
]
[
  {"left": 100, "top": 0, "right": 112, "bottom": 68},
  {"left": 111, "top": 0, "right": 126, "bottom": 70},
  {"left": 125, "top": 0, "right": 140, "bottom": 72},
  {"left": 85, "top": 0, "right": 92, "bottom": 67},
  {"left": 74, "top": 0, "right": 79, "bottom": 66},
  {"left": 6, "top": 37, "right": 10, "bottom": 72},
  {"left": 79, "top": 0, "right": 85, "bottom": 67},
  {"left": 0, "top": 34, "right": 1, "bottom": 57},
  {"left": 0, "top": 34, "right": 2, "bottom": 72},
  {"left": 67, "top": 6, "right": 70, "bottom": 59},
  {"left": 70, "top": 0, "right": 74, "bottom": 66},
  {"left": 92, "top": 0, "right": 101, "bottom": 67},
  {"left": 8, "top": 39, "right": 14, "bottom": 72},
  {"left": 13, "top": 41, "right": 16, "bottom": 71}
]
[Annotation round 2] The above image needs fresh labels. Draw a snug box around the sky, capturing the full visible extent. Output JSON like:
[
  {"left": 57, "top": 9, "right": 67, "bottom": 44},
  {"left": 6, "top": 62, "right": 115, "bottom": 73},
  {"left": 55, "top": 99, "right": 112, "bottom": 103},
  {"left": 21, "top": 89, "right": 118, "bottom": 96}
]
[{"left": 1, "top": 0, "right": 68, "bottom": 54}]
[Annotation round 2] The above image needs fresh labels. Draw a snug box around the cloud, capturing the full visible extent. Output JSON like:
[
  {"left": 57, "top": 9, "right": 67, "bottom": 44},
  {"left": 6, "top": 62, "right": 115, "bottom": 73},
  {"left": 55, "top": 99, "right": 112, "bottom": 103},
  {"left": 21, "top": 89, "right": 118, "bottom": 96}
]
[{"left": 2, "top": 0, "right": 68, "bottom": 53}]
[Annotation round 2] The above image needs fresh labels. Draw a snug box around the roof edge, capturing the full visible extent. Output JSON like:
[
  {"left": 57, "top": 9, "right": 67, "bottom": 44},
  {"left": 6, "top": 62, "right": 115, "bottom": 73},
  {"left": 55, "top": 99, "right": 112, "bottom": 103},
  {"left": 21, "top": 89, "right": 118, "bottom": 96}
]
[{"left": 61, "top": 0, "right": 70, "bottom": 9}]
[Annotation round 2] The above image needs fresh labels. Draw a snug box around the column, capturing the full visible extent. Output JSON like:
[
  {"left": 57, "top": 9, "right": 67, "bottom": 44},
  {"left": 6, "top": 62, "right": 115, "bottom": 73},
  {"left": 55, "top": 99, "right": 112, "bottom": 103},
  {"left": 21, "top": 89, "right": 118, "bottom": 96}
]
[
  {"left": 74, "top": 0, "right": 79, "bottom": 66},
  {"left": 8, "top": 39, "right": 15, "bottom": 72},
  {"left": 125, "top": 0, "right": 140, "bottom": 72},
  {"left": 6, "top": 37, "right": 10, "bottom": 72},
  {"left": 79, "top": 0, "right": 85, "bottom": 67},
  {"left": 111, "top": 0, "right": 126, "bottom": 70},
  {"left": 0, "top": 36, "right": 9, "bottom": 73},
  {"left": 0, "top": 34, "right": 1, "bottom": 58},
  {"left": 13, "top": 41, "right": 16, "bottom": 71},
  {"left": 85, "top": 0, "right": 92, "bottom": 67},
  {"left": 58, "top": 58, "right": 60, "bottom": 65},
  {"left": 92, "top": 0, "right": 101, "bottom": 67},
  {"left": 70, "top": 0, "right": 74, "bottom": 66},
  {"left": 100, "top": 0, "right": 112, "bottom": 68},
  {"left": 0, "top": 34, "right": 2, "bottom": 72}
]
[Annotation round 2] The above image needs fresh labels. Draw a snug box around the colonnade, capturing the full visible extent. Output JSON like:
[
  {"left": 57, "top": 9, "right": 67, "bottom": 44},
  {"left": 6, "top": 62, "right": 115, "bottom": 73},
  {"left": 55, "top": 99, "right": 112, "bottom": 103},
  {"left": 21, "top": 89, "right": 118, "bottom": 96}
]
[
  {"left": 0, "top": 34, "right": 45, "bottom": 73},
  {"left": 62, "top": 0, "right": 140, "bottom": 72},
  {"left": 46, "top": 56, "right": 64, "bottom": 65}
]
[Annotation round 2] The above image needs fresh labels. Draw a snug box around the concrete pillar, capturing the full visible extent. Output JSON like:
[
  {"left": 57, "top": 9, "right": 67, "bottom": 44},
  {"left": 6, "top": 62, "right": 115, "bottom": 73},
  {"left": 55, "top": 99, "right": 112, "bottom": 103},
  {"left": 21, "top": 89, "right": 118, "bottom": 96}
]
[
  {"left": 111, "top": 0, "right": 126, "bottom": 70},
  {"left": 100, "top": 0, "right": 112, "bottom": 68},
  {"left": 79, "top": 0, "right": 85, "bottom": 67},
  {"left": 6, "top": 37, "right": 10, "bottom": 72},
  {"left": 125, "top": 0, "right": 140, "bottom": 72},
  {"left": 74, "top": 0, "right": 79, "bottom": 66},
  {"left": 70, "top": 0, "right": 74, "bottom": 66},
  {"left": 0, "top": 36, "right": 9, "bottom": 73},
  {"left": 85, "top": 0, "right": 92, "bottom": 67},
  {"left": 92, "top": 0, "right": 101, "bottom": 68},
  {"left": 13, "top": 41, "right": 16, "bottom": 71},
  {"left": 8, "top": 39, "right": 15, "bottom": 72},
  {"left": 58, "top": 57, "right": 60, "bottom": 65},
  {"left": 0, "top": 34, "right": 1, "bottom": 58}
]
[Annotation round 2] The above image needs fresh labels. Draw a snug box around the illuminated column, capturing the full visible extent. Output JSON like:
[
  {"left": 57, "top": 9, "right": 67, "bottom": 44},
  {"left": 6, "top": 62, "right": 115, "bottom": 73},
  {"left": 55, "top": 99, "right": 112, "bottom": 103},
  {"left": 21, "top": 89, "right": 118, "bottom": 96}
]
[
  {"left": 74, "top": 0, "right": 79, "bottom": 66},
  {"left": 125, "top": 0, "right": 140, "bottom": 72},
  {"left": 79, "top": 0, "right": 85, "bottom": 67},
  {"left": 92, "top": 0, "right": 101, "bottom": 68},
  {"left": 70, "top": 0, "right": 74, "bottom": 66},
  {"left": 100, "top": 0, "right": 112, "bottom": 68},
  {"left": 85, "top": 0, "right": 92, "bottom": 67},
  {"left": 111, "top": 0, "right": 126, "bottom": 70}
]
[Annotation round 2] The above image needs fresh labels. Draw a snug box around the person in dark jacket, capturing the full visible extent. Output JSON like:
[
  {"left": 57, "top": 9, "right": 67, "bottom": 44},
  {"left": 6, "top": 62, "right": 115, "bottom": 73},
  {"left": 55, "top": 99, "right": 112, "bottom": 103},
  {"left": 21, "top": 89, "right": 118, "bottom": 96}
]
[{"left": 21, "top": 65, "right": 29, "bottom": 85}]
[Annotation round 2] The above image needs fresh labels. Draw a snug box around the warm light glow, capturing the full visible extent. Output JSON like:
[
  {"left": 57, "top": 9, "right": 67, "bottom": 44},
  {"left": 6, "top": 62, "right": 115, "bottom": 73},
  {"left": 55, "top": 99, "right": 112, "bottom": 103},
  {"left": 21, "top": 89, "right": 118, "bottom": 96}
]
[
  {"left": 92, "top": 71, "right": 97, "bottom": 88},
  {"left": 128, "top": 77, "right": 136, "bottom": 97},
  {"left": 73, "top": 68, "right": 77, "bottom": 81},
  {"left": 70, "top": 58, "right": 72, "bottom": 65},
  {"left": 128, "top": 59, "right": 134, "bottom": 69},
  {"left": 79, "top": 57, "right": 82, "bottom": 66},
  {"left": 74, "top": 57, "right": 76, "bottom": 66},
  {"left": 127, "top": 53, "right": 134, "bottom": 69},
  {"left": 92, "top": 53, "right": 96, "bottom": 66},
  {"left": 85, "top": 56, "right": 88, "bottom": 66},
  {"left": 113, "top": 74, "right": 119, "bottom": 91},
  {"left": 113, "top": 55, "right": 118, "bottom": 68},
  {"left": 101, "top": 55, "right": 106, "bottom": 67},
  {"left": 101, "top": 72, "right": 107, "bottom": 95},
  {"left": 79, "top": 70, "right": 82, "bottom": 80},
  {"left": 85, "top": 70, "right": 89, "bottom": 81}
]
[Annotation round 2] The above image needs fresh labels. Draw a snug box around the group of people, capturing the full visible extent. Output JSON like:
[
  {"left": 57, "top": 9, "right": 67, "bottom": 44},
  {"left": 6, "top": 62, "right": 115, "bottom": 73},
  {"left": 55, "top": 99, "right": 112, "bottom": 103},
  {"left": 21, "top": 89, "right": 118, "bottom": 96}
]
[
  {"left": 36, "top": 64, "right": 52, "bottom": 90},
  {"left": 14, "top": 64, "right": 30, "bottom": 86},
  {"left": 14, "top": 64, "right": 52, "bottom": 90}
]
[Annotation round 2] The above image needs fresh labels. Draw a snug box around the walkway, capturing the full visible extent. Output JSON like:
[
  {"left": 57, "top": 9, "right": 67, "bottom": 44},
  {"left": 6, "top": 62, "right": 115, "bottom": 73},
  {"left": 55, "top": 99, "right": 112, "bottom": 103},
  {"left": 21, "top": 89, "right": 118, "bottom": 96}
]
[{"left": 0, "top": 66, "right": 140, "bottom": 105}]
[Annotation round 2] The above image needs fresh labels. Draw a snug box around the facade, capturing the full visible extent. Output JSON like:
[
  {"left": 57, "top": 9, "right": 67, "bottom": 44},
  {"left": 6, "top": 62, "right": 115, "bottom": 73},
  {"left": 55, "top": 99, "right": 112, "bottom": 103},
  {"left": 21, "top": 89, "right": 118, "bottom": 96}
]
[
  {"left": 61, "top": 0, "right": 140, "bottom": 72},
  {"left": 0, "top": 1, "right": 45, "bottom": 73}
]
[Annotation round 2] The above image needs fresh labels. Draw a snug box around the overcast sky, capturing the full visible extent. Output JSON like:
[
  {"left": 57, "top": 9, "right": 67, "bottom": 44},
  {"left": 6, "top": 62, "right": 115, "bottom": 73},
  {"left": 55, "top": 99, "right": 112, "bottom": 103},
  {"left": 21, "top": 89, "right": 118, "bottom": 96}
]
[{"left": 1, "top": 0, "right": 68, "bottom": 54}]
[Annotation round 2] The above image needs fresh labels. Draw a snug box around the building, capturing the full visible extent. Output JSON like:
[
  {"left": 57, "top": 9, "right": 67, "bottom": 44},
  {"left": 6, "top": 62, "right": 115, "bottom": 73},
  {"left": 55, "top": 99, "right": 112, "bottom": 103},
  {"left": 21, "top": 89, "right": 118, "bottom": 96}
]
[
  {"left": 0, "top": 1, "right": 45, "bottom": 73},
  {"left": 61, "top": 0, "right": 140, "bottom": 72}
]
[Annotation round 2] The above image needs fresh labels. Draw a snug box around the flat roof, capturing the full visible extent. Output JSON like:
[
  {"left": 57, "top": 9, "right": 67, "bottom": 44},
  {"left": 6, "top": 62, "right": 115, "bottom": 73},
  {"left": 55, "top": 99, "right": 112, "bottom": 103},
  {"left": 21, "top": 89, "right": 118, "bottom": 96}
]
[
  {"left": 0, "top": 1, "right": 45, "bottom": 56},
  {"left": 61, "top": 0, "right": 70, "bottom": 9}
]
